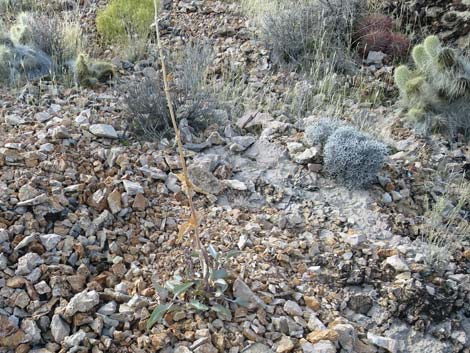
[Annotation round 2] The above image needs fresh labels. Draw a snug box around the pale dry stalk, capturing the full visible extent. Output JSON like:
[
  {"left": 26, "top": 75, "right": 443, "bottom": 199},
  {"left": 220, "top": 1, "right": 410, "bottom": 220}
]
[{"left": 152, "top": 0, "right": 210, "bottom": 284}]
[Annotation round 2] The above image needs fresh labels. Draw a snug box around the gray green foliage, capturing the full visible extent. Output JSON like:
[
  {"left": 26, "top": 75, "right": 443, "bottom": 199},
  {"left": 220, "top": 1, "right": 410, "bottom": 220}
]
[
  {"left": 123, "top": 41, "right": 219, "bottom": 140},
  {"left": 304, "top": 117, "right": 342, "bottom": 146},
  {"left": 323, "top": 126, "right": 388, "bottom": 189},
  {"left": 394, "top": 35, "right": 470, "bottom": 139},
  {"left": 259, "top": 0, "right": 363, "bottom": 71}
]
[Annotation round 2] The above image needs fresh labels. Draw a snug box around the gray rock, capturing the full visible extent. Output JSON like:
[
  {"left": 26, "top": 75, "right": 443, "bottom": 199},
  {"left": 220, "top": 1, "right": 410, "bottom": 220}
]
[
  {"left": 367, "top": 332, "right": 398, "bottom": 353},
  {"left": 348, "top": 294, "right": 373, "bottom": 314},
  {"left": 35, "top": 112, "right": 51, "bottom": 123},
  {"left": 283, "top": 300, "right": 303, "bottom": 317},
  {"left": 224, "top": 179, "right": 247, "bottom": 191},
  {"left": 241, "top": 343, "right": 274, "bottom": 353},
  {"left": 293, "top": 147, "right": 320, "bottom": 164},
  {"left": 365, "top": 51, "right": 386, "bottom": 65},
  {"left": 65, "top": 290, "right": 100, "bottom": 316},
  {"left": 230, "top": 136, "right": 256, "bottom": 151},
  {"left": 16, "top": 252, "right": 43, "bottom": 275},
  {"left": 0, "top": 229, "right": 9, "bottom": 243},
  {"left": 21, "top": 318, "right": 41, "bottom": 344},
  {"left": 233, "top": 278, "right": 267, "bottom": 310},
  {"left": 333, "top": 324, "right": 356, "bottom": 353},
  {"left": 63, "top": 329, "right": 86, "bottom": 347},
  {"left": 122, "top": 180, "right": 144, "bottom": 195},
  {"left": 5, "top": 114, "right": 26, "bottom": 125},
  {"left": 188, "top": 165, "right": 223, "bottom": 195},
  {"left": 98, "top": 301, "right": 117, "bottom": 315},
  {"left": 139, "top": 167, "right": 167, "bottom": 181},
  {"left": 89, "top": 124, "right": 118, "bottom": 139},
  {"left": 51, "top": 314, "right": 70, "bottom": 343},
  {"left": 384, "top": 255, "right": 409, "bottom": 272},
  {"left": 18, "top": 184, "right": 41, "bottom": 201},
  {"left": 39, "top": 233, "right": 61, "bottom": 251},
  {"left": 301, "top": 341, "right": 336, "bottom": 353}
]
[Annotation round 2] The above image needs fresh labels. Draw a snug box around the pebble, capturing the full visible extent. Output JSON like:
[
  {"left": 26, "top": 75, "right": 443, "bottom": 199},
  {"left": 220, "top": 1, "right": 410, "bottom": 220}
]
[
  {"left": 89, "top": 124, "right": 118, "bottom": 139},
  {"left": 283, "top": 300, "right": 303, "bottom": 317}
]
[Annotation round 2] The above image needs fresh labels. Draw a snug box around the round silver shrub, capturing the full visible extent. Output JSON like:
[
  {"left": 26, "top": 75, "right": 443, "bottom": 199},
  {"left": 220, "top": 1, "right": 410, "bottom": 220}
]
[
  {"left": 323, "top": 126, "right": 388, "bottom": 189},
  {"left": 304, "top": 117, "right": 342, "bottom": 147}
]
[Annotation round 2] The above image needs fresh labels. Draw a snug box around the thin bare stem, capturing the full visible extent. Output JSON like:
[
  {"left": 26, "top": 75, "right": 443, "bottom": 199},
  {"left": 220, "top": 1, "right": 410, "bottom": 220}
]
[{"left": 153, "top": 0, "right": 210, "bottom": 285}]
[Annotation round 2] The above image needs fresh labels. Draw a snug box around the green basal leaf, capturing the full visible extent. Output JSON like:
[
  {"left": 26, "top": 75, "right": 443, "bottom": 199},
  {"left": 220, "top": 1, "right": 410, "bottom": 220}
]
[
  {"left": 208, "top": 244, "right": 218, "bottom": 259},
  {"left": 233, "top": 296, "right": 250, "bottom": 307},
  {"left": 211, "top": 304, "right": 232, "bottom": 320},
  {"left": 211, "top": 268, "right": 228, "bottom": 280},
  {"left": 224, "top": 250, "right": 241, "bottom": 258},
  {"left": 147, "top": 303, "right": 172, "bottom": 331},
  {"left": 172, "top": 281, "right": 195, "bottom": 299},
  {"left": 189, "top": 299, "right": 209, "bottom": 311}
]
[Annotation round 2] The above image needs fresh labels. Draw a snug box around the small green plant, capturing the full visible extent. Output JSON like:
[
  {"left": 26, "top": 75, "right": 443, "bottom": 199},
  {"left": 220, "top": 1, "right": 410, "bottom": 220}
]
[
  {"left": 394, "top": 35, "right": 470, "bottom": 139},
  {"left": 304, "top": 117, "right": 343, "bottom": 146},
  {"left": 147, "top": 246, "right": 243, "bottom": 329},
  {"left": 96, "top": 0, "right": 157, "bottom": 60}
]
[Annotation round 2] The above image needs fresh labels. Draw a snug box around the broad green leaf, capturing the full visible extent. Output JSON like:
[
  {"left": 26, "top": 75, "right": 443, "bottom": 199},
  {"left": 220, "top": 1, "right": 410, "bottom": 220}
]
[
  {"left": 172, "top": 281, "right": 194, "bottom": 299},
  {"left": 224, "top": 250, "right": 241, "bottom": 258},
  {"left": 208, "top": 244, "right": 218, "bottom": 259},
  {"left": 189, "top": 299, "right": 209, "bottom": 311},
  {"left": 211, "top": 304, "right": 232, "bottom": 320},
  {"left": 211, "top": 268, "right": 228, "bottom": 280},
  {"left": 147, "top": 303, "right": 172, "bottom": 330}
]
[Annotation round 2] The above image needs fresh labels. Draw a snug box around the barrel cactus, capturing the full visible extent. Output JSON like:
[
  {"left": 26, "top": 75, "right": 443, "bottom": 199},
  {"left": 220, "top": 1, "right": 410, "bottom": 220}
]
[{"left": 394, "top": 35, "right": 470, "bottom": 138}]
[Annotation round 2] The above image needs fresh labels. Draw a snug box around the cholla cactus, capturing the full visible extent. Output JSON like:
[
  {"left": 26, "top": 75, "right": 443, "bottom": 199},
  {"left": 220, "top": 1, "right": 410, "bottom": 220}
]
[
  {"left": 323, "top": 126, "right": 388, "bottom": 189},
  {"left": 74, "top": 53, "right": 114, "bottom": 88},
  {"left": 394, "top": 35, "right": 470, "bottom": 138}
]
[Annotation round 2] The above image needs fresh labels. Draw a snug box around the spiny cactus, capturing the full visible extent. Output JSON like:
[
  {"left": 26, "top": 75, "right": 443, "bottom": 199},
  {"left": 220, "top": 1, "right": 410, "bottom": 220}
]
[
  {"left": 74, "top": 54, "right": 114, "bottom": 88},
  {"left": 394, "top": 35, "right": 470, "bottom": 138}
]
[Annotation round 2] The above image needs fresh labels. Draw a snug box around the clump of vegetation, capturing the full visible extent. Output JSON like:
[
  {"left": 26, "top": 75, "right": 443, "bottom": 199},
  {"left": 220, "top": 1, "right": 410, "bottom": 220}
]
[
  {"left": 394, "top": 35, "right": 470, "bottom": 139},
  {"left": 354, "top": 13, "right": 410, "bottom": 60},
  {"left": 123, "top": 41, "right": 219, "bottom": 140},
  {"left": 257, "top": 0, "right": 363, "bottom": 72},
  {"left": 322, "top": 125, "right": 388, "bottom": 188},
  {"left": 1, "top": 11, "right": 83, "bottom": 84},
  {"left": 74, "top": 54, "right": 114, "bottom": 88},
  {"left": 304, "top": 117, "right": 342, "bottom": 146},
  {"left": 96, "top": 0, "right": 157, "bottom": 60},
  {"left": 420, "top": 179, "right": 469, "bottom": 273}
]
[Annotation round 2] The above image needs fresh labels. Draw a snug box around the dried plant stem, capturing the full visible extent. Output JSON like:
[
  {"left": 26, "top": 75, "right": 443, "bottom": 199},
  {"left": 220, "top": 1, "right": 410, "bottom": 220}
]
[{"left": 153, "top": 0, "right": 210, "bottom": 284}]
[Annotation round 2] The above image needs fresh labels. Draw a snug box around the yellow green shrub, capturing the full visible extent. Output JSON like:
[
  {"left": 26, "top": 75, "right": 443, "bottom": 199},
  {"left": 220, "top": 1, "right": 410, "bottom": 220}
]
[{"left": 96, "top": 0, "right": 156, "bottom": 46}]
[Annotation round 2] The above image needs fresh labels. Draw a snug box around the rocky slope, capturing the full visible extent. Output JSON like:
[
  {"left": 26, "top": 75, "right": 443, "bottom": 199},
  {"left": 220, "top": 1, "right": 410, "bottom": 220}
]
[{"left": 0, "top": 1, "right": 469, "bottom": 353}]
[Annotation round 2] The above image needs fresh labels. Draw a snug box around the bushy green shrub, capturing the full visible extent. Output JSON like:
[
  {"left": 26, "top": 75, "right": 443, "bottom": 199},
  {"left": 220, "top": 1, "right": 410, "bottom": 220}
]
[
  {"left": 96, "top": 0, "right": 157, "bottom": 58},
  {"left": 394, "top": 35, "right": 470, "bottom": 139},
  {"left": 323, "top": 126, "right": 388, "bottom": 188}
]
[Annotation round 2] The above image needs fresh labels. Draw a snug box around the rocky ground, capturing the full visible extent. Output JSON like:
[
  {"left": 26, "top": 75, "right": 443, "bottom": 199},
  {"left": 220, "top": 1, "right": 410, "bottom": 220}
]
[{"left": 1, "top": 1, "right": 469, "bottom": 353}]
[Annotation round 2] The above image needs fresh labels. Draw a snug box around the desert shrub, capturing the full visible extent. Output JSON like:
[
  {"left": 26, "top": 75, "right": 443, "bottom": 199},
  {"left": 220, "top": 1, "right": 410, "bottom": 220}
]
[
  {"left": 323, "top": 126, "right": 388, "bottom": 188},
  {"left": 420, "top": 179, "right": 470, "bottom": 273},
  {"left": 304, "top": 117, "right": 342, "bottom": 146},
  {"left": 96, "top": 0, "right": 157, "bottom": 59},
  {"left": 394, "top": 35, "right": 470, "bottom": 139},
  {"left": 353, "top": 13, "right": 410, "bottom": 60},
  {"left": 123, "top": 41, "right": 218, "bottom": 140},
  {"left": 258, "top": 0, "right": 364, "bottom": 72}
]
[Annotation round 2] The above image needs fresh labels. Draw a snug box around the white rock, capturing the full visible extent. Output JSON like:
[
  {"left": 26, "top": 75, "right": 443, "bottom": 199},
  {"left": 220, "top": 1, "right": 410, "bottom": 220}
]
[
  {"left": 39, "top": 233, "right": 62, "bottom": 251},
  {"left": 5, "top": 114, "right": 26, "bottom": 125},
  {"left": 63, "top": 329, "right": 86, "bottom": 347},
  {"left": 367, "top": 332, "right": 398, "bottom": 353},
  {"left": 89, "top": 124, "right": 118, "bottom": 139},
  {"left": 384, "top": 255, "right": 409, "bottom": 272},
  {"left": 65, "top": 290, "right": 100, "bottom": 316},
  {"left": 122, "top": 180, "right": 144, "bottom": 195},
  {"left": 51, "top": 314, "right": 70, "bottom": 343},
  {"left": 283, "top": 300, "right": 303, "bottom": 317},
  {"left": 224, "top": 179, "right": 248, "bottom": 191},
  {"left": 293, "top": 147, "right": 320, "bottom": 164},
  {"left": 302, "top": 340, "right": 336, "bottom": 353},
  {"left": 16, "top": 253, "right": 43, "bottom": 275},
  {"left": 35, "top": 112, "right": 51, "bottom": 123}
]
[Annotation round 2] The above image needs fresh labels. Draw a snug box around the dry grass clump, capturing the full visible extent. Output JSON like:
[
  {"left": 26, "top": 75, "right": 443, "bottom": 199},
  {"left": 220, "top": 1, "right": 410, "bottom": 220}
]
[{"left": 420, "top": 178, "right": 470, "bottom": 273}]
